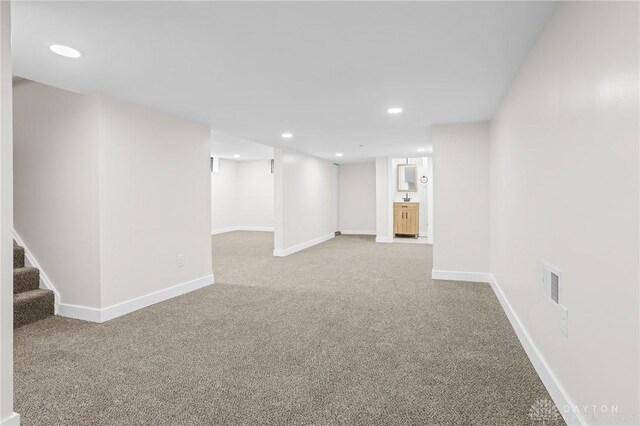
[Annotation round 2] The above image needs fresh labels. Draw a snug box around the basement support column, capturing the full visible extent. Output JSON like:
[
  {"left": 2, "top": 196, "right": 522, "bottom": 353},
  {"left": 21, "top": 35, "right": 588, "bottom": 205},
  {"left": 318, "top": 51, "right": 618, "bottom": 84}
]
[
  {"left": 375, "top": 157, "right": 392, "bottom": 243},
  {"left": 0, "top": 2, "right": 18, "bottom": 424}
]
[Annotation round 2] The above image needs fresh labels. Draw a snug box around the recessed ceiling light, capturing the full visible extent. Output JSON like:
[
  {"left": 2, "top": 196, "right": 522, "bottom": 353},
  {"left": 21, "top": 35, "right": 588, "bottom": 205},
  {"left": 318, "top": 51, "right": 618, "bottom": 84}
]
[
  {"left": 335, "top": 153, "right": 343, "bottom": 157},
  {"left": 387, "top": 107, "right": 403, "bottom": 114},
  {"left": 233, "top": 154, "right": 240, "bottom": 158},
  {"left": 281, "top": 132, "right": 293, "bottom": 139},
  {"left": 417, "top": 148, "right": 426, "bottom": 152},
  {"left": 49, "top": 44, "right": 82, "bottom": 58}
]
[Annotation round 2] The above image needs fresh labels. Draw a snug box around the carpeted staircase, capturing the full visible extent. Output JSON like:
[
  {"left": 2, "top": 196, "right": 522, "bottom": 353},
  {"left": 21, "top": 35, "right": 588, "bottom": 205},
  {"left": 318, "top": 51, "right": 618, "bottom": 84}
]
[{"left": 13, "top": 242, "right": 54, "bottom": 328}]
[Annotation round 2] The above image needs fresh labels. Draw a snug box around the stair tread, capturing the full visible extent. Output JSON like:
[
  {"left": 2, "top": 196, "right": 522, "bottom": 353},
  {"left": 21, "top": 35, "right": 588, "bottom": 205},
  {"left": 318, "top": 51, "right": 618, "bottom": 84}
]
[
  {"left": 13, "top": 245, "right": 25, "bottom": 268},
  {"left": 13, "top": 267, "right": 40, "bottom": 294},
  {"left": 14, "top": 289, "right": 55, "bottom": 328},
  {"left": 14, "top": 288, "right": 52, "bottom": 301},
  {"left": 14, "top": 266, "right": 38, "bottom": 274}
]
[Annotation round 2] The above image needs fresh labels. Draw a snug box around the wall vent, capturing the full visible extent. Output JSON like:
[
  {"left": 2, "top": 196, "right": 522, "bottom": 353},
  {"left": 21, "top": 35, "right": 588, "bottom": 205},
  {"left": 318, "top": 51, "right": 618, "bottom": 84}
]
[
  {"left": 541, "top": 261, "right": 562, "bottom": 304},
  {"left": 542, "top": 261, "right": 568, "bottom": 337},
  {"left": 550, "top": 272, "right": 559, "bottom": 303}
]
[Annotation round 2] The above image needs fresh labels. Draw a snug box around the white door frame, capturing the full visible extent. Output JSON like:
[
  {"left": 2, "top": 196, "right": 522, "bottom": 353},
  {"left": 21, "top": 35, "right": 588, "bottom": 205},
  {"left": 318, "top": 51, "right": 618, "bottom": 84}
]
[
  {"left": 333, "top": 163, "right": 339, "bottom": 232},
  {"left": 0, "top": 2, "right": 19, "bottom": 424}
]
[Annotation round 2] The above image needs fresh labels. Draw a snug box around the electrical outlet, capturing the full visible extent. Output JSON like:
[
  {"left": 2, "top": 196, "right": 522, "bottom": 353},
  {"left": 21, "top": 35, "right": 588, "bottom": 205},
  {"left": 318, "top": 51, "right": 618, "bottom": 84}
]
[
  {"left": 177, "top": 254, "right": 185, "bottom": 267},
  {"left": 559, "top": 305, "right": 568, "bottom": 337}
]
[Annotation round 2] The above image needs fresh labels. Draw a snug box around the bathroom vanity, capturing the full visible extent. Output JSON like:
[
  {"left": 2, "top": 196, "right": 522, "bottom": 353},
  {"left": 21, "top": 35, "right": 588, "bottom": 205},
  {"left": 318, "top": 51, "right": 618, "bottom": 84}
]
[{"left": 393, "top": 202, "right": 419, "bottom": 238}]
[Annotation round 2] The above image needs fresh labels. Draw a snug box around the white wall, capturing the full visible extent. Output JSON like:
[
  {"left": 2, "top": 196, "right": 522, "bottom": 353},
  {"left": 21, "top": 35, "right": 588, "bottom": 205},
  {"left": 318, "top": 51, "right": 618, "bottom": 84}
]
[
  {"left": 432, "top": 122, "right": 490, "bottom": 276},
  {"left": 237, "top": 160, "right": 274, "bottom": 229},
  {"left": 0, "top": 2, "right": 18, "bottom": 424},
  {"left": 98, "top": 96, "right": 212, "bottom": 308},
  {"left": 391, "top": 157, "right": 429, "bottom": 236},
  {"left": 274, "top": 148, "right": 335, "bottom": 256},
  {"left": 13, "top": 81, "right": 213, "bottom": 320},
  {"left": 13, "top": 81, "right": 102, "bottom": 308},
  {"left": 211, "top": 159, "right": 238, "bottom": 232},
  {"left": 211, "top": 159, "right": 274, "bottom": 233},
  {"left": 374, "top": 157, "right": 391, "bottom": 243},
  {"left": 339, "top": 162, "right": 376, "bottom": 235},
  {"left": 490, "top": 2, "right": 639, "bottom": 423},
  {"left": 333, "top": 164, "right": 339, "bottom": 232},
  {"left": 426, "top": 156, "right": 434, "bottom": 244}
]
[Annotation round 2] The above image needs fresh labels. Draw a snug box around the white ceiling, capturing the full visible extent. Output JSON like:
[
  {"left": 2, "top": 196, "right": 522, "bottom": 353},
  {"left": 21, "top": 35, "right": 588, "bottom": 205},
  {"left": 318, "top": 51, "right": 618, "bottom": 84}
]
[{"left": 11, "top": 1, "right": 556, "bottom": 163}]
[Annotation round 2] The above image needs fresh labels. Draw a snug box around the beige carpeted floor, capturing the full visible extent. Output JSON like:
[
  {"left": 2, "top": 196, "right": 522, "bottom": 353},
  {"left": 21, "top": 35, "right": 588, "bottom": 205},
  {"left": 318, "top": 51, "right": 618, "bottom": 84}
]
[{"left": 14, "top": 232, "right": 563, "bottom": 425}]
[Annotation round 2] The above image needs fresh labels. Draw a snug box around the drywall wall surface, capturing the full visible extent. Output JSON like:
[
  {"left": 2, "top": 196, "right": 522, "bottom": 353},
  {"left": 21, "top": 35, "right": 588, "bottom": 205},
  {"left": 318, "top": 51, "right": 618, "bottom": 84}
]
[
  {"left": 211, "top": 159, "right": 239, "bottom": 232},
  {"left": 13, "top": 80, "right": 102, "bottom": 308},
  {"left": 490, "top": 2, "right": 639, "bottom": 423},
  {"left": 432, "top": 122, "right": 490, "bottom": 274},
  {"left": 236, "top": 160, "right": 274, "bottom": 229},
  {"left": 274, "top": 148, "right": 334, "bottom": 254},
  {"left": 98, "top": 96, "right": 213, "bottom": 307},
  {"left": 339, "top": 162, "right": 376, "bottom": 234}
]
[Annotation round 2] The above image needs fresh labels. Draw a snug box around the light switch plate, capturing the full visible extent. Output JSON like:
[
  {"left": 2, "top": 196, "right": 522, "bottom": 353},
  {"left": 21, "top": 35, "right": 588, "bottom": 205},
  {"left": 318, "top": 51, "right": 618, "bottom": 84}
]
[{"left": 559, "top": 305, "right": 568, "bottom": 337}]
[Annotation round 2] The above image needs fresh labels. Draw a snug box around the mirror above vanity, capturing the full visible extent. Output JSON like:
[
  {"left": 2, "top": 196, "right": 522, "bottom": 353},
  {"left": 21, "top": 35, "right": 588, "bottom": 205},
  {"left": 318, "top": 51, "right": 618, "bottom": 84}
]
[{"left": 397, "top": 164, "right": 417, "bottom": 192}]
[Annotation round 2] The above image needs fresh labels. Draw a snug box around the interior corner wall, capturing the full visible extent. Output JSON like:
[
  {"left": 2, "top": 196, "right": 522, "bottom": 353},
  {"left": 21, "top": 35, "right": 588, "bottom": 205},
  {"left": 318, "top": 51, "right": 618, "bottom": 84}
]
[
  {"left": 13, "top": 81, "right": 102, "bottom": 309},
  {"left": 489, "top": 2, "right": 639, "bottom": 422},
  {"left": 432, "top": 122, "right": 490, "bottom": 275},
  {"left": 236, "top": 160, "right": 274, "bottom": 229},
  {"left": 211, "top": 159, "right": 274, "bottom": 233},
  {"left": 339, "top": 162, "right": 376, "bottom": 234},
  {"left": 273, "top": 148, "right": 334, "bottom": 256},
  {"left": 98, "top": 96, "right": 213, "bottom": 308},
  {"left": 13, "top": 81, "right": 213, "bottom": 317},
  {"left": 211, "top": 159, "right": 238, "bottom": 232}
]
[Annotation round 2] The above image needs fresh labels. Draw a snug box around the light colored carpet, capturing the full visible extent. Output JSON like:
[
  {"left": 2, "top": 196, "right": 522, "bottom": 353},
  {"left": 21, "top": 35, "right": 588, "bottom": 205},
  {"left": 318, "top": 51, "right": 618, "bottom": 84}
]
[
  {"left": 13, "top": 243, "right": 55, "bottom": 328},
  {"left": 14, "top": 232, "right": 563, "bottom": 425}
]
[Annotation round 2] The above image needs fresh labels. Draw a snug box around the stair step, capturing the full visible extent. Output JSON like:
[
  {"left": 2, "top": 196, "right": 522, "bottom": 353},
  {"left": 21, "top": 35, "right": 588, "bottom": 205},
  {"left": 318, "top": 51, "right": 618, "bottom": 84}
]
[
  {"left": 14, "top": 245, "right": 24, "bottom": 268},
  {"left": 14, "top": 267, "right": 40, "bottom": 294},
  {"left": 14, "top": 289, "right": 54, "bottom": 328}
]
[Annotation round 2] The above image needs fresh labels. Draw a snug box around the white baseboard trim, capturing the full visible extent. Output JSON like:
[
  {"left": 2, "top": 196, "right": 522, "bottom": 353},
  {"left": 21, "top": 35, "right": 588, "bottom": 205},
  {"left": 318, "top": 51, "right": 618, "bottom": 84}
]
[
  {"left": 419, "top": 231, "right": 428, "bottom": 238},
  {"left": 212, "top": 226, "right": 274, "bottom": 235},
  {"left": 211, "top": 226, "right": 237, "bottom": 235},
  {"left": 0, "top": 413, "right": 20, "bottom": 426},
  {"left": 375, "top": 236, "right": 394, "bottom": 243},
  {"left": 58, "top": 274, "right": 215, "bottom": 323},
  {"left": 431, "top": 269, "right": 492, "bottom": 283},
  {"left": 273, "top": 233, "right": 334, "bottom": 257},
  {"left": 57, "top": 302, "right": 103, "bottom": 323},
  {"left": 488, "top": 274, "right": 584, "bottom": 426},
  {"left": 340, "top": 230, "right": 376, "bottom": 235},
  {"left": 13, "top": 230, "right": 61, "bottom": 314},
  {"left": 14, "top": 230, "right": 214, "bottom": 323},
  {"left": 237, "top": 226, "right": 274, "bottom": 232},
  {"left": 100, "top": 274, "right": 214, "bottom": 322}
]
